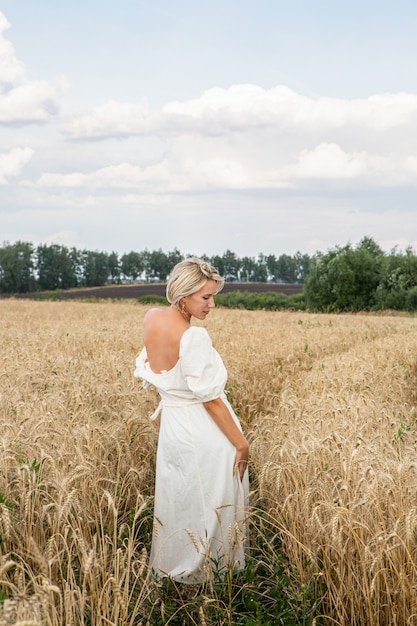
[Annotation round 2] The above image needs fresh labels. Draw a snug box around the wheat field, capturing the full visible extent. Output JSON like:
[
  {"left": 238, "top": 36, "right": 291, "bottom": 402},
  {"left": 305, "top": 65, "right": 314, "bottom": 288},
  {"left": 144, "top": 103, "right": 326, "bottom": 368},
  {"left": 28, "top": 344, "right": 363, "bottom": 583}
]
[{"left": 1, "top": 299, "right": 417, "bottom": 625}]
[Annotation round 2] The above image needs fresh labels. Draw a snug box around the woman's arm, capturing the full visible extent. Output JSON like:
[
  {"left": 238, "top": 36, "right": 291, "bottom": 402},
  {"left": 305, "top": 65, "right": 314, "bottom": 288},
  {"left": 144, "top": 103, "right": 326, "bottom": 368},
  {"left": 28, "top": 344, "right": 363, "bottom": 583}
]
[{"left": 203, "top": 397, "right": 249, "bottom": 481}]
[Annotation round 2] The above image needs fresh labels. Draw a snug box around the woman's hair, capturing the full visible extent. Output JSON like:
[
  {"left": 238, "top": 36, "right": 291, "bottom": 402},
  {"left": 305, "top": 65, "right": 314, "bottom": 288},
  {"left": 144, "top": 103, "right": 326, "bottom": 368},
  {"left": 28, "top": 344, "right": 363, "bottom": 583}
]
[{"left": 166, "top": 258, "right": 224, "bottom": 308}]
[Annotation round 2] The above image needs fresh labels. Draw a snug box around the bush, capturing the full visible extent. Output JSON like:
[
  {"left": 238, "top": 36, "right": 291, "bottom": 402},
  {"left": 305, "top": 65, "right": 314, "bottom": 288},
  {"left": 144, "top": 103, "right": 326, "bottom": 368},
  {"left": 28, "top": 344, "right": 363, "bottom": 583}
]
[
  {"left": 304, "top": 238, "right": 384, "bottom": 312},
  {"left": 136, "top": 295, "right": 168, "bottom": 305},
  {"left": 373, "top": 286, "right": 407, "bottom": 311},
  {"left": 405, "top": 286, "right": 417, "bottom": 312},
  {"left": 33, "top": 291, "right": 64, "bottom": 301},
  {"left": 215, "top": 291, "right": 305, "bottom": 311}
]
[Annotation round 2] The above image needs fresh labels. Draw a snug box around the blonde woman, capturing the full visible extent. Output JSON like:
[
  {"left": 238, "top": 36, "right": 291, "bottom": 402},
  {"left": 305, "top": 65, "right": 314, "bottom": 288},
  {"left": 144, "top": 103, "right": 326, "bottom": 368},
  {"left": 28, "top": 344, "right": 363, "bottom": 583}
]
[{"left": 134, "top": 258, "right": 249, "bottom": 584}]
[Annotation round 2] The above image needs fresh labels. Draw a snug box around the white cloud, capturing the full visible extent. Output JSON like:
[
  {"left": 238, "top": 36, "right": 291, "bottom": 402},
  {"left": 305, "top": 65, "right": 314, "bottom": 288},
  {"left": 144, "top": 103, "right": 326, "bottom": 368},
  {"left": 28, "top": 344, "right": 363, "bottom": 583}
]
[
  {"left": 0, "top": 11, "right": 67, "bottom": 124},
  {"left": 164, "top": 86, "right": 417, "bottom": 134},
  {"left": 61, "top": 99, "right": 150, "bottom": 139},
  {"left": 0, "top": 13, "right": 25, "bottom": 85},
  {"left": 167, "top": 85, "right": 417, "bottom": 126},
  {"left": 0, "top": 79, "right": 68, "bottom": 123},
  {"left": 32, "top": 140, "right": 417, "bottom": 194},
  {"left": 33, "top": 154, "right": 286, "bottom": 192},
  {"left": 34, "top": 159, "right": 187, "bottom": 191},
  {"left": 0, "top": 147, "right": 34, "bottom": 184},
  {"left": 51, "top": 84, "right": 417, "bottom": 195},
  {"left": 61, "top": 84, "right": 417, "bottom": 141},
  {"left": 277, "top": 143, "right": 397, "bottom": 183}
]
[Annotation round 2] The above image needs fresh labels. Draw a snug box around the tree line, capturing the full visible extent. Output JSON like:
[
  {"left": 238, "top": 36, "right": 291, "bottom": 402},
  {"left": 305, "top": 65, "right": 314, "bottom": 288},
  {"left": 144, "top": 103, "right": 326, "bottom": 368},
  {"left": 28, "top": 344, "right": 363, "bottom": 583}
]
[
  {"left": 2, "top": 238, "right": 417, "bottom": 312},
  {"left": 0, "top": 241, "right": 311, "bottom": 294}
]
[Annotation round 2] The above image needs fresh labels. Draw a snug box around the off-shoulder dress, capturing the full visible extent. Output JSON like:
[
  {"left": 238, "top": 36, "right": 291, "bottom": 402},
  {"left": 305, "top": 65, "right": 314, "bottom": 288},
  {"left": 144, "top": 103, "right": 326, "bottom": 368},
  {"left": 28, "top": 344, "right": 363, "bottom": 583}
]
[{"left": 134, "top": 325, "right": 249, "bottom": 583}]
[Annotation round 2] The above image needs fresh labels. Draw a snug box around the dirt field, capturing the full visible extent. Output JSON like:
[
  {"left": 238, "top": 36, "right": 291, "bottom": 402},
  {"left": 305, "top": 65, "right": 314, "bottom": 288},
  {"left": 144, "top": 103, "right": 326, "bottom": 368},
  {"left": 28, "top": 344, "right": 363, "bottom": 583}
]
[{"left": 9, "top": 281, "right": 303, "bottom": 300}]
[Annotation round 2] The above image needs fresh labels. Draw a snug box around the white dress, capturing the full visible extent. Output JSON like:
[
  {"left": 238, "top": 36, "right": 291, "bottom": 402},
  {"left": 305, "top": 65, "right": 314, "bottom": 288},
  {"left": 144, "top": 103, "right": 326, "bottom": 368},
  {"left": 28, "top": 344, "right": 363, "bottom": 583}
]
[{"left": 134, "top": 326, "right": 249, "bottom": 584}]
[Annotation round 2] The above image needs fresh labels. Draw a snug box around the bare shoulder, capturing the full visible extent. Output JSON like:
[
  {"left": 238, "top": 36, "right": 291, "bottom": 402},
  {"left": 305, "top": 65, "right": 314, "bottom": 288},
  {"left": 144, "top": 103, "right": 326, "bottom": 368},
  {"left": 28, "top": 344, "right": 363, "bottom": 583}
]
[
  {"left": 144, "top": 307, "right": 175, "bottom": 326},
  {"left": 143, "top": 307, "right": 164, "bottom": 325},
  {"left": 144, "top": 307, "right": 188, "bottom": 336}
]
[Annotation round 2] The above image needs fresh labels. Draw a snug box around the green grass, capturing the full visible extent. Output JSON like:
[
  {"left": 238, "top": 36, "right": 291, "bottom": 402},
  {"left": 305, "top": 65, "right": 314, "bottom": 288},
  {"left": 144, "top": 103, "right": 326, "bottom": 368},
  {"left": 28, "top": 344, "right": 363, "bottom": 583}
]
[
  {"left": 136, "top": 292, "right": 306, "bottom": 311},
  {"left": 141, "top": 506, "right": 323, "bottom": 625},
  {"left": 215, "top": 291, "right": 306, "bottom": 311}
]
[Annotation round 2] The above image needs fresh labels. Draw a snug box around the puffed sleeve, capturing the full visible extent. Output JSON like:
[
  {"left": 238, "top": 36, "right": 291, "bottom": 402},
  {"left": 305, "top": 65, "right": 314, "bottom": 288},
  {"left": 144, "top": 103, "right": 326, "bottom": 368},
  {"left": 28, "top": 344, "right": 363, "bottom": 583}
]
[
  {"left": 180, "top": 327, "right": 227, "bottom": 402},
  {"left": 134, "top": 347, "right": 154, "bottom": 389}
]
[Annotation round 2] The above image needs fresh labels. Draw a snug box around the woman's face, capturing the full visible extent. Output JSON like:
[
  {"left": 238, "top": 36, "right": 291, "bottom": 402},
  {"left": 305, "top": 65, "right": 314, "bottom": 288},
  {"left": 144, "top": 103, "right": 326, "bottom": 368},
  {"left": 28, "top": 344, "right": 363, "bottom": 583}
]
[{"left": 182, "top": 279, "right": 217, "bottom": 320}]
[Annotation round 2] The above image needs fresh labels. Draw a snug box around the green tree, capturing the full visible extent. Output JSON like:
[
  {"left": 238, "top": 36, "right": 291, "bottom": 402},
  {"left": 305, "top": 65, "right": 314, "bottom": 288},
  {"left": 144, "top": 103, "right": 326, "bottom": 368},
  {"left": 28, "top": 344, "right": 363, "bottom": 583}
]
[
  {"left": 275, "top": 254, "right": 297, "bottom": 283},
  {"left": 209, "top": 255, "right": 225, "bottom": 277},
  {"left": 81, "top": 250, "right": 109, "bottom": 287},
  {"left": 304, "top": 238, "right": 384, "bottom": 312},
  {"left": 406, "top": 286, "right": 417, "bottom": 311},
  {"left": 36, "top": 244, "right": 77, "bottom": 290},
  {"left": 375, "top": 246, "right": 417, "bottom": 310},
  {"left": 240, "top": 256, "right": 257, "bottom": 281},
  {"left": 294, "top": 251, "right": 311, "bottom": 283},
  {"left": 121, "top": 251, "right": 144, "bottom": 281},
  {"left": 167, "top": 248, "right": 183, "bottom": 275},
  {"left": 222, "top": 249, "right": 241, "bottom": 281},
  {"left": 0, "top": 241, "right": 36, "bottom": 293},
  {"left": 36, "top": 244, "right": 58, "bottom": 290},
  {"left": 108, "top": 251, "right": 121, "bottom": 284},
  {"left": 265, "top": 254, "right": 278, "bottom": 281},
  {"left": 146, "top": 249, "right": 170, "bottom": 281},
  {"left": 69, "top": 247, "right": 84, "bottom": 287},
  {"left": 253, "top": 253, "right": 268, "bottom": 282}
]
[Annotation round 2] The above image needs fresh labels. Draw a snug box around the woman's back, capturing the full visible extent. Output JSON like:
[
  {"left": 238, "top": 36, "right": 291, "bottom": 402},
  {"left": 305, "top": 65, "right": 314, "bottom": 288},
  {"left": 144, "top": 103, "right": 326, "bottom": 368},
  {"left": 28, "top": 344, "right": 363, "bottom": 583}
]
[{"left": 143, "top": 307, "right": 189, "bottom": 374}]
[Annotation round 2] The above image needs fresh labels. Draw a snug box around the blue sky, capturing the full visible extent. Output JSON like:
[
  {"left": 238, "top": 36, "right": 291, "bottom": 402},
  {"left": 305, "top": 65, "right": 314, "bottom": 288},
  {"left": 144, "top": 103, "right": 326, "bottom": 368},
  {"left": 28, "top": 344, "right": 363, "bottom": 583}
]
[{"left": 1, "top": 0, "right": 417, "bottom": 257}]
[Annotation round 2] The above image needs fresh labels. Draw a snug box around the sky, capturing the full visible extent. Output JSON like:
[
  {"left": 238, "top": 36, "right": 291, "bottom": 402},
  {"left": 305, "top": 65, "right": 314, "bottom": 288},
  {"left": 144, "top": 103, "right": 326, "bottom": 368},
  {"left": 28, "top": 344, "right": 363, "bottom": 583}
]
[{"left": 1, "top": 0, "right": 417, "bottom": 259}]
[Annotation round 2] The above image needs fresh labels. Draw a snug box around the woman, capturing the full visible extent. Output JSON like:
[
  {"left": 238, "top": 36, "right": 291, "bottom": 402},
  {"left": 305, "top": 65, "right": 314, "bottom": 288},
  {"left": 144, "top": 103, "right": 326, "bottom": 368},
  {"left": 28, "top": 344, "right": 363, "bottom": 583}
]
[{"left": 134, "top": 258, "right": 249, "bottom": 584}]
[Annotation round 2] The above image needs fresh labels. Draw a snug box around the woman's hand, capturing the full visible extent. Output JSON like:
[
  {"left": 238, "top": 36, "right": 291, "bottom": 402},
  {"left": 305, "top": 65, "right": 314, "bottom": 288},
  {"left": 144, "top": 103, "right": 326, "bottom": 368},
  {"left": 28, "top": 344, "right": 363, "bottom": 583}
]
[
  {"left": 235, "top": 443, "right": 249, "bottom": 482},
  {"left": 203, "top": 397, "right": 249, "bottom": 482}
]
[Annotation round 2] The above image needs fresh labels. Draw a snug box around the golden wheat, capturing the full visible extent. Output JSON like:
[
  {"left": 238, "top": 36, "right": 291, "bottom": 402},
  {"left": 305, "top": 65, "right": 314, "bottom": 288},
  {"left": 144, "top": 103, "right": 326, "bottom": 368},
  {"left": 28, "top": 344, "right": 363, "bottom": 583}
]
[{"left": 0, "top": 300, "right": 417, "bottom": 625}]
